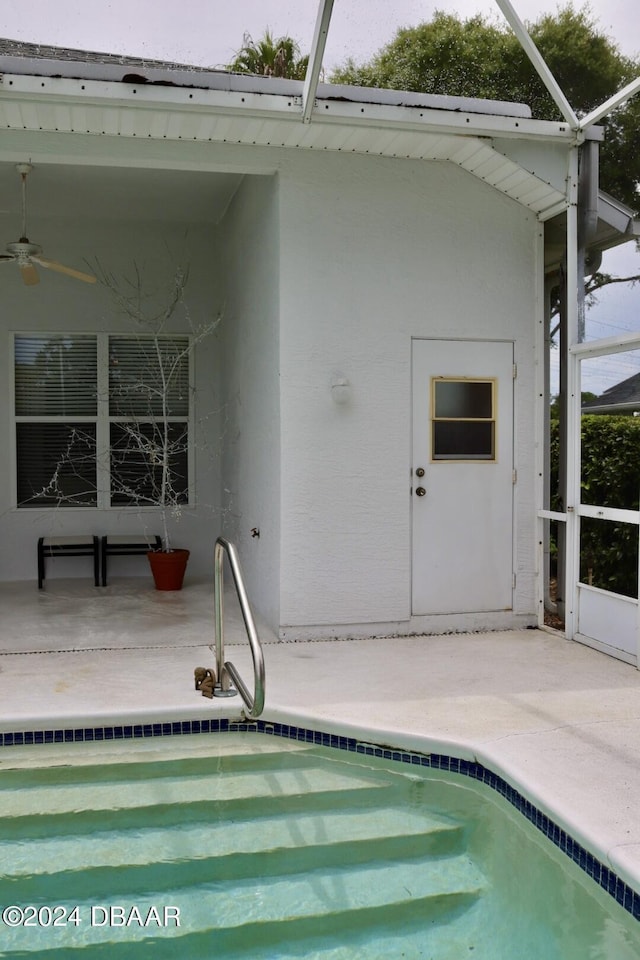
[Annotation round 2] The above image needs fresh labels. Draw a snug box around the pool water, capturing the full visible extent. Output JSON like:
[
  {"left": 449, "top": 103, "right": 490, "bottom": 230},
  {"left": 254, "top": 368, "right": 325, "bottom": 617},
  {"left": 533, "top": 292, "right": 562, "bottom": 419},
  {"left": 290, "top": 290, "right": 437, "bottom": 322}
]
[{"left": 0, "top": 732, "right": 638, "bottom": 958}]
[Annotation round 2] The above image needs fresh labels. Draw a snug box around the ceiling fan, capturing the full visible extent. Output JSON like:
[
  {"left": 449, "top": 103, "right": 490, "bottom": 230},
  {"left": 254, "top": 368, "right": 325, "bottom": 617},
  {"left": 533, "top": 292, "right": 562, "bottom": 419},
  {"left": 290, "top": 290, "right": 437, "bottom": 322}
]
[{"left": 0, "top": 163, "right": 96, "bottom": 286}]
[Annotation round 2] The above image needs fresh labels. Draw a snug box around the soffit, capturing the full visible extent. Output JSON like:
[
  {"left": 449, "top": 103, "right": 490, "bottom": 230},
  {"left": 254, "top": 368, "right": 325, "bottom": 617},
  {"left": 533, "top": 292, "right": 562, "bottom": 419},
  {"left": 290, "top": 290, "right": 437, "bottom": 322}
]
[{"left": 0, "top": 71, "right": 571, "bottom": 219}]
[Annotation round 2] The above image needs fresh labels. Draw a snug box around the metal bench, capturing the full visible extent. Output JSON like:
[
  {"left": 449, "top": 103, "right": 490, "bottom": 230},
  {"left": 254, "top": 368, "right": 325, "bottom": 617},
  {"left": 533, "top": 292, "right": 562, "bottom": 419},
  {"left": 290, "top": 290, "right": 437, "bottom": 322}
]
[
  {"left": 100, "top": 534, "right": 162, "bottom": 586},
  {"left": 37, "top": 536, "right": 100, "bottom": 589}
]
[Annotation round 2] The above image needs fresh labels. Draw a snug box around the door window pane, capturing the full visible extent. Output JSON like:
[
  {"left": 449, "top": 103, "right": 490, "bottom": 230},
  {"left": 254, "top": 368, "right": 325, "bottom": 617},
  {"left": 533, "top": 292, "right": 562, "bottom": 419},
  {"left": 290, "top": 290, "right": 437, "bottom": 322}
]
[
  {"left": 433, "top": 421, "right": 494, "bottom": 459},
  {"left": 434, "top": 380, "right": 493, "bottom": 419},
  {"left": 432, "top": 378, "right": 496, "bottom": 461}
]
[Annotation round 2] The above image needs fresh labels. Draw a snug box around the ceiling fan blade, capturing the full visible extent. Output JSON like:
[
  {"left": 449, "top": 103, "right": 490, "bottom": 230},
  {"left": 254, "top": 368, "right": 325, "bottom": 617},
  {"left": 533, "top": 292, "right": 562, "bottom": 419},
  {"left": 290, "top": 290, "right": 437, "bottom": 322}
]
[
  {"left": 31, "top": 256, "right": 97, "bottom": 284},
  {"left": 20, "top": 262, "right": 39, "bottom": 285},
  {"left": 0, "top": 255, "right": 16, "bottom": 263}
]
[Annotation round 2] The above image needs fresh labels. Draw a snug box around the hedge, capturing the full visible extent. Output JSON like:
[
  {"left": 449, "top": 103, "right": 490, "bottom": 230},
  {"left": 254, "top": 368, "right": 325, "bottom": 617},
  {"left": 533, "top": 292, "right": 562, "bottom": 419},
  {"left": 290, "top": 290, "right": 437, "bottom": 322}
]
[{"left": 550, "top": 414, "right": 639, "bottom": 598}]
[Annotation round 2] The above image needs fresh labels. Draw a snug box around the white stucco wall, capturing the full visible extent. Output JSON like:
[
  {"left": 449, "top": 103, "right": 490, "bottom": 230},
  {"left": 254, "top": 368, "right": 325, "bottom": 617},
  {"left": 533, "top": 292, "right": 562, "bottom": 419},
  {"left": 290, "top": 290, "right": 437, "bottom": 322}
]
[
  {"left": 0, "top": 137, "right": 543, "bottom": 634},
  {"left": 219, "top": 175, "right": 281, "bottom": 631},
  {"left": 0, "top": 217, "right": 223, "bottom": 582},
  {"left": 276, "top": 151, "right": 539, "bottom": 634}
]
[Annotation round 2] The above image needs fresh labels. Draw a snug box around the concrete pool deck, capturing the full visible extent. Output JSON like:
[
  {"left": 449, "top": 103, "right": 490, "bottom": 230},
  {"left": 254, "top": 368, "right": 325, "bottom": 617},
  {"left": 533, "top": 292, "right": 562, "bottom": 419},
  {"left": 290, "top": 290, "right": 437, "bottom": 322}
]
[{"left": 2, "top": 577, "right": 640, "bottom": 895}]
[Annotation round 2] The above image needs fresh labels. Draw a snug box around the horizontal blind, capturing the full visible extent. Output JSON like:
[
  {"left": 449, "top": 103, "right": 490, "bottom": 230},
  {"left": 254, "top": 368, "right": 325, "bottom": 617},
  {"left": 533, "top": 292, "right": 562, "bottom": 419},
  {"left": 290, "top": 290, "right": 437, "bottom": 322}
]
[
  {"left": 14, "top": 333, "right": 191, "bottom": 509},
  {"left": 14, "top": 336, "right": 97, "bottom": 416},
  {"left": 108, "top": 336, "right": 190, "bottom": 418}
]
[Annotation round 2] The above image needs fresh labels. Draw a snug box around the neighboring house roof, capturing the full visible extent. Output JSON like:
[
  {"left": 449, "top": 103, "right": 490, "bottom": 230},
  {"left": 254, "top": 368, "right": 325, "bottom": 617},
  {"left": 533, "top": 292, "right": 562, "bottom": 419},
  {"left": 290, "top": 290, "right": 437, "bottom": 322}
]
[
  {"left": 583, "top": 372, "right": 640, "bottom": 414},
  {"left": 0, "top": 36, "right": 582, "bottom": 220}
]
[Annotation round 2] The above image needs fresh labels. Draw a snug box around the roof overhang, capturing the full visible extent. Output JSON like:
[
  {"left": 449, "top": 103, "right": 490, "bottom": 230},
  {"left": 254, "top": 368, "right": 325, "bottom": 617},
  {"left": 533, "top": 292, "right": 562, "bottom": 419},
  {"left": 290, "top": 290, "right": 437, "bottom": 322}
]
[
  {"left": 545, "top": 191, "right": 640, "bottom": 273},
  {"left": 583, "top": 402, "right": 640, "bottom": 414},
  {"left": 0, "top": 51, "right": 584, "bottom": 221}
]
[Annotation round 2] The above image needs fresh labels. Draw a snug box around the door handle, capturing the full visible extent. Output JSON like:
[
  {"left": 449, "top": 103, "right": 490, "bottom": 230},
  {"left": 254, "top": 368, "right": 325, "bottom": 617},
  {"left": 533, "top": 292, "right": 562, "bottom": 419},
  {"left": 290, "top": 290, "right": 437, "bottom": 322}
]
[{"left": 415, "top": 487, "right": 426, "bottom": 497}]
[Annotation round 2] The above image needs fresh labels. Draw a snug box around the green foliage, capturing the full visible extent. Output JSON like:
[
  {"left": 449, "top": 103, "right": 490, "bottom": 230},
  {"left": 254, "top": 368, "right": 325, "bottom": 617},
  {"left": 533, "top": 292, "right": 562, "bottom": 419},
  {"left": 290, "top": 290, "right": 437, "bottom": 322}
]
[
  {"left": 550, "top": 414, "right": 640, "bottom": 597},
  {"left": 228, "top": 30, "right": 309, "bottom": 80},
  {"left": 331, "top": 5, "right": 640, "bottom": 210},
  {"left": 549, "top": 392, "right": 597, "bottom": 419},
  {"left": 580, "top": 416, "right": 640, "bottom": 511},
  {"left": 528, "top": 7, "right": 633, "bottom": 116},
  {"left": 333, "top": 14, "right": 516, "bottom": 101}
]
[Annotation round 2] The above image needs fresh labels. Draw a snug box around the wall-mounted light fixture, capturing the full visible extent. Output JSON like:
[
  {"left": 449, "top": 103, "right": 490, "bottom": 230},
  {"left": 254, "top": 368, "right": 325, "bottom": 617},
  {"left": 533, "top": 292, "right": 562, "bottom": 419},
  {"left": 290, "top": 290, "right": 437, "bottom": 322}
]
[{"left": 330, "top": 372, "right": 352, "bottom": 405}]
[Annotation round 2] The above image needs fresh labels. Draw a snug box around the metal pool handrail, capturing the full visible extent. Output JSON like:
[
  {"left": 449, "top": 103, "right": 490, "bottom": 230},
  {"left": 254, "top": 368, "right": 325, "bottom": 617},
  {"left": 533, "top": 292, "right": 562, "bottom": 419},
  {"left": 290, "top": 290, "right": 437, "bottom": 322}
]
[{"left": 213, "top": 537, "right": 265, "bottom": 719}]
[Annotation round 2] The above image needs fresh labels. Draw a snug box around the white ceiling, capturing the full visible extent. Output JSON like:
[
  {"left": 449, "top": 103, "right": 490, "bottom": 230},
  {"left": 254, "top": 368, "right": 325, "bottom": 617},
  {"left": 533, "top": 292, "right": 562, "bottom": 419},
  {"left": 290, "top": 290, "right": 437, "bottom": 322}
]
[{"left": 0, "top": 161, "right": 243, "bottom": 225}]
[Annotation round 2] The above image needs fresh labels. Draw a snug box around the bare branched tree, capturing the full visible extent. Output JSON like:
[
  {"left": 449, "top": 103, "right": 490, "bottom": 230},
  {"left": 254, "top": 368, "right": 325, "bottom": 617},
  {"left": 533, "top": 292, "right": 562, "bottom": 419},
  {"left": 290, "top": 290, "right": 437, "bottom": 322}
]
[
  {"left": 21, "top": 264, "right": 221, "bottom": 553},
  {"left": 94, "top": 262, "right": 221, "bottom": 551}
]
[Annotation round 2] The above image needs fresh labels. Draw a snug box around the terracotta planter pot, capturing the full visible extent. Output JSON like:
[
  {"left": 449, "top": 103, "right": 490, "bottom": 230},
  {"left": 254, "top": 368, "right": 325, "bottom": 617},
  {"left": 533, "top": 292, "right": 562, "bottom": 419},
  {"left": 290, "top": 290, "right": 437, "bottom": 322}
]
[{"left": 147, "top": 549, "right": 190, "bottom": 591}]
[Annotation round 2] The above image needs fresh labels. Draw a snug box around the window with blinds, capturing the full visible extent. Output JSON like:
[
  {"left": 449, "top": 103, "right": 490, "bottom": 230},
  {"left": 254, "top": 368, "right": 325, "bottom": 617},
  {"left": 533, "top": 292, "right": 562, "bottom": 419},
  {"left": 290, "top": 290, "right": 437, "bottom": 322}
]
[{"left": 14, "top": 334, "right": 191, "bottom": 508}]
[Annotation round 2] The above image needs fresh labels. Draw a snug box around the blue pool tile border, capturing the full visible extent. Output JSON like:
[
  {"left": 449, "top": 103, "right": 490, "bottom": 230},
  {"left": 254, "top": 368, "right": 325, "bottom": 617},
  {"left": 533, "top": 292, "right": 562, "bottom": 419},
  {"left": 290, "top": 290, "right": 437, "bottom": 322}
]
[{"left": 1, "top": 715, "right": 638, "bottom": 921}]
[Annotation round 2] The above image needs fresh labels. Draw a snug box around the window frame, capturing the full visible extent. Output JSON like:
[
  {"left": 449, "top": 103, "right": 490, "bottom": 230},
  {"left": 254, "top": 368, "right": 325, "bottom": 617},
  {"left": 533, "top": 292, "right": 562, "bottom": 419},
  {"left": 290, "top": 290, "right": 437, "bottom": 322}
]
[
  {"left": 430, "top": 375, "right": 498, "bottom": 463},
  {"left": 12, "top": 331, "right": 194, "bottom": 510}
]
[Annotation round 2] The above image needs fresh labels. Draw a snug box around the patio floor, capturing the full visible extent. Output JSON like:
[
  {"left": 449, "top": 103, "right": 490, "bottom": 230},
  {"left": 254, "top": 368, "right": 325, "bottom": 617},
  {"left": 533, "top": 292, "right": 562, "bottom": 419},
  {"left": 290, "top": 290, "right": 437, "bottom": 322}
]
[{"left": 2, "top": 576, "right": 640, "bottom": 895}]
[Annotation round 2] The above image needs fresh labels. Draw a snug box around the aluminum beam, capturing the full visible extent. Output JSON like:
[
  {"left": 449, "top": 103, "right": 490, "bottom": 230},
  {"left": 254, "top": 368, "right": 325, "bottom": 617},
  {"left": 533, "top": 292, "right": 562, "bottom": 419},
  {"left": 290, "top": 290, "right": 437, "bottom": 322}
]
[
  {"left": 302, "top": 0, "right": 335, "bottom": 124},
  {"left": 579, "top": 77, "right": 640, "bottom": 130},
  {"left": 494, "top": 0, "right": 579, "bottom": 129}
]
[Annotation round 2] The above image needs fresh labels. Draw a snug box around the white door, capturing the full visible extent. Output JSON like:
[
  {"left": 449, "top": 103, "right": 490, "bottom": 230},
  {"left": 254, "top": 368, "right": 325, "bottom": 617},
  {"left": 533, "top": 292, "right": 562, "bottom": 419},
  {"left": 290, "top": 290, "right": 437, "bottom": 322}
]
[{"left": 412, "top": 339, "right": 514, "bottom": 615}]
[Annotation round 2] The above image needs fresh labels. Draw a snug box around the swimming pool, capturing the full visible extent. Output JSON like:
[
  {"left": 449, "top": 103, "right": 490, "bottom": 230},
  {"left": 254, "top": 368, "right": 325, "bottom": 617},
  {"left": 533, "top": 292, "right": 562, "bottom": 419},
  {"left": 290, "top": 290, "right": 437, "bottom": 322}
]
[{"left": 0, "top": 725, "right": 639, "bottom": 958}]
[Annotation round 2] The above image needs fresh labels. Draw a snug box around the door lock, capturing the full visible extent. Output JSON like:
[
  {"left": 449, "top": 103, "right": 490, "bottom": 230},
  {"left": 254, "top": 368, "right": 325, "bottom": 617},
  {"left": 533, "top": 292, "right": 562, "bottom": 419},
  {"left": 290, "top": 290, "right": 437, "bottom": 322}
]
[
  {"left": 415, "top": 486, "right": 426, "bottom": 497},
  {"left": 416, "top": 467, "right": 425, "bottom": 477}
]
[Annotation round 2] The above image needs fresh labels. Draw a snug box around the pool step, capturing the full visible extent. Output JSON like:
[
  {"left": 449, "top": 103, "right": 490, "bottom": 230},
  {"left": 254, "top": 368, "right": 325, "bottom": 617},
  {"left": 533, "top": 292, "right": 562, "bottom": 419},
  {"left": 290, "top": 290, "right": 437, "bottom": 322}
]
[
  {"left": 0, "top": 742, "right": 489, "bottom": 958},
  {"left": 0, "top": 803, "right": 463, "bottom": 879},
  {"left": 0, "top": 759, "right": 393, "bottom": 819},
  {"left": 0, "top": 736, "right": 316, "bottom": 788},
  {"left": 0, "top": 854, "right": 486, "bottom": 956}
]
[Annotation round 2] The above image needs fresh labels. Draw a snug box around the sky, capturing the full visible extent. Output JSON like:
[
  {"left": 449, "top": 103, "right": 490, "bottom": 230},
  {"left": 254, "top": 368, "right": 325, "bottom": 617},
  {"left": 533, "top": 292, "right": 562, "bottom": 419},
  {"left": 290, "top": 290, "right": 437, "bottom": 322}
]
[{"left": 0, "top": 1, "right": 638, "bottom": 69}]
